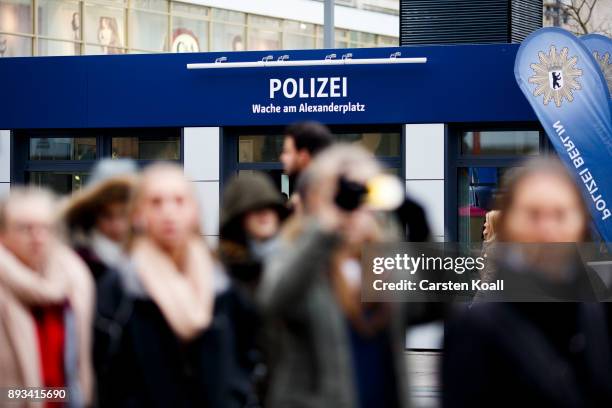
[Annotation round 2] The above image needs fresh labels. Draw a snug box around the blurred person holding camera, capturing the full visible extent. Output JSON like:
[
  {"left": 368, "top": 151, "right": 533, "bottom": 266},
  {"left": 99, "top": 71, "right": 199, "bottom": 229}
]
[
  {"left": 217, "top": 171, "right": 288, "bottom": 406},
  {"left": 258, "top": 144, "right": 414, "bottom": 408},
  {"left": 93, "top": 163, "right": 233, "bottom": 408},
  {"left": 0, "top": 187, "right": 94, "bottom": 407},
  {"left": 62, "top": 159, "right": 137, "bottom": 282},
  {"left": 443, "top": 158, "right": 612, "bottom": 407}
]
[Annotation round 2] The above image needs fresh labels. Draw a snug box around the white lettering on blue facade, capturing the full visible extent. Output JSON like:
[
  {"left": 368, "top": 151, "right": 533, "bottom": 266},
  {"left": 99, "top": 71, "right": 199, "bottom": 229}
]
[{"left": 269, "top": 77, "right": 348, "bottom": 99}]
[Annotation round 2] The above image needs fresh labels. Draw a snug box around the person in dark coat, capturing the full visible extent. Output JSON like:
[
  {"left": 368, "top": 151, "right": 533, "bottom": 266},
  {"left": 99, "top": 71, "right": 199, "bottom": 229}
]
[
  {"left": 62, "top": 159, "right": 137, "bottom": 281},
  {"left": 443, "top": 158, "right": 612, "bottom": 408},
  {"left": 219, "top": 172, "right": 288, "bottom": 289},
  {"left": 94, "top": 163, "right": 232, "bottom": 408},
  {"left": 217, "top": 172, "right": 288, "bottom": 407},
  {"left": 394, "top": 195, "right": 431, "bottom": 242}
]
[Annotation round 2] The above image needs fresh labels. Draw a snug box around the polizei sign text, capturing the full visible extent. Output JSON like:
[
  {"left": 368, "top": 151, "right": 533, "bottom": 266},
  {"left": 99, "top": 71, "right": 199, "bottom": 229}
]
[{"left": 251, "top": 77, "right": 367, "bottom": 115}]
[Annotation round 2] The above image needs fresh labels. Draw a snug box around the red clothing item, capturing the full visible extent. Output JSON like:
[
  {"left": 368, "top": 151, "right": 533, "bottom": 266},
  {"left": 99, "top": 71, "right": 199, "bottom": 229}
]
[{"left": 32, "top": 304, "right": 66, "bottom": 389}]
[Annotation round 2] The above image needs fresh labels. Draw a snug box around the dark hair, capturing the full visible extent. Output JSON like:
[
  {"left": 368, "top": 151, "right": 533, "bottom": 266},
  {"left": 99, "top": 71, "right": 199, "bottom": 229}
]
[
  {"left": 496, "top": 157, "right": 591, "bottom": 242},
  {"left": 284, "top": 121, "right": 333, "bottom": 156}
]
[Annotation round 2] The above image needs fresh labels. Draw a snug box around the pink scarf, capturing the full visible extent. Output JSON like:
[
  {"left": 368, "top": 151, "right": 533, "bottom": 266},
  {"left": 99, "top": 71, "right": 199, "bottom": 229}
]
[
  {"left": 0, "top": 242, "right": 94, "bottom": 407},
  {"left": 131, "top": 237, "right": 214, "bottom": 341}
]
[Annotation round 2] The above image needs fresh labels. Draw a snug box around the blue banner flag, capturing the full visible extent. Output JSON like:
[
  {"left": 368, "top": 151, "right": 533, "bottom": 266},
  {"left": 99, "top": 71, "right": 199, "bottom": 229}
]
[
  {"left": 515, "top": 27, "right": 612, "bottom": 242},
  {"left": 582, "top": 33, "right": 612, "bottom": 98}
]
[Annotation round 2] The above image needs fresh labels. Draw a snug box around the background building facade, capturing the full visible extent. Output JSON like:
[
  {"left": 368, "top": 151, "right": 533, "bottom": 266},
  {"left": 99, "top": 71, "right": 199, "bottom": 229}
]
[{"left": 0, "top": 0, "right": 399, "bottom": 57}]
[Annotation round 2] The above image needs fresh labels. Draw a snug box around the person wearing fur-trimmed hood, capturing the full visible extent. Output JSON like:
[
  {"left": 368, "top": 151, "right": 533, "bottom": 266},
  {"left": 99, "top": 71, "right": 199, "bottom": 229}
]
[{"left": 61, "top": 159, "right": 137, "bottom": 282}]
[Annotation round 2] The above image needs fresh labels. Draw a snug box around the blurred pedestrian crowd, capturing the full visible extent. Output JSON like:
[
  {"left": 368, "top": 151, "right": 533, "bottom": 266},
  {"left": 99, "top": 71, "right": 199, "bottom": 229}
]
[{"left": 1, "top": 121, "right": 611, "bottom": 408}]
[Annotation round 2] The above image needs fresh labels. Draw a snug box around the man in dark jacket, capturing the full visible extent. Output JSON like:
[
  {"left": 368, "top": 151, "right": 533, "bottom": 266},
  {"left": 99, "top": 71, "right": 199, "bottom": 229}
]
[
  {"left": 280, "top": 121, "right": 333, "bottom": 184},
  {"left": 395, "top": 196, "right": 431, "bottom": 242}
]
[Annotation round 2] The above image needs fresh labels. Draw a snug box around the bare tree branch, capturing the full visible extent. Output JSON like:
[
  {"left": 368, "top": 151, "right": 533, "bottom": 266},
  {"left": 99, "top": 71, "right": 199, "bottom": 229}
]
[{"left": 559, "top": 0, "right": 601, "bottom": 34}]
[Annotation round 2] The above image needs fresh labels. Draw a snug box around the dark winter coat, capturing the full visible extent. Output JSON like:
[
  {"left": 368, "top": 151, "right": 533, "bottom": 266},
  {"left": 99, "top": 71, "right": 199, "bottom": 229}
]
[
  {"left": 443, "top": 302, "right": 612, "bottom": 408},
  {"left": 93, "top": 269, "right": 234, "bottom": 408},
  {"left": 395, "top": 196, "right": 431, "bottom": 242},
  {"left": 218, "top": 171, "right": 288, "bottom": 407}
]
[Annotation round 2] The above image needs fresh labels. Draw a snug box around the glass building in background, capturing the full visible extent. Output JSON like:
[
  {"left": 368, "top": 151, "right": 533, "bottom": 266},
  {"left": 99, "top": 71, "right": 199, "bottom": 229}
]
[{"left": 0, "top": 0, "right": 399, "bottom": 57}]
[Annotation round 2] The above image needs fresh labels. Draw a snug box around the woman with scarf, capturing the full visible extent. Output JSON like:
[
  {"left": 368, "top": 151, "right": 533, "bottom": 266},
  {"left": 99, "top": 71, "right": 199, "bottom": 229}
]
[
  {"left": 0, "top": 187, "right": 94, "bottom": 407},
  {"left": 443, "top": 158, "right": 612, "bottom": 407},
  {"left": 94, "top": 163, "right": 231, "bottom": 408}
]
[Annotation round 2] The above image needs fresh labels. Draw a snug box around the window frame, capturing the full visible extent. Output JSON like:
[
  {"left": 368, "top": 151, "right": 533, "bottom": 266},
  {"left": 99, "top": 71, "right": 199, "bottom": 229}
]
[
  {"left": 445, "top": 122, "right": 551, "bottom": 242},
  {"left": 11, "top": 127, "right": 183, "bottom": 188}
]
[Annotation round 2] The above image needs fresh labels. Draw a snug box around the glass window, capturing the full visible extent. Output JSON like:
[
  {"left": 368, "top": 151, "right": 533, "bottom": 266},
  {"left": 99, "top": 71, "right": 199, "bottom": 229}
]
[
  {"left": 458, "top": 167, "right": 512, "bottom": 245},
  {"left": 83, "top": 2, "right": 125, "bottom": 54},
  {"left": 232, "top": 127, "right": 402, "bottom": 197},
  {"left": 453, "top": 127, "right": 544, "bottom": 244},
  {"left": 238, "top": 132, "right": 400, "bottom": 163},
  {"left": 37, "top": 0, "right": 80, "bottom": 41},
  {"left": 111, "top": 136, "right": 180, "bottom": 160},
  {"left": 334, "top": 28, "right": 348, "bottom": 48},
  {"left": 16, "top": 130, "right": 180, "bottom": 196},
  {"left": 172, "top": 15, "right": 208, "bottom": 52},
  {"left": 171, "top": 2, "right": 208, "bottom": 53},
  {"left": 0, "top": 33, "right": 32, "bottom": 57},
  {"left": 0, "top": 0, "right": 32, "bottom": 34},
  {"left": 233, "top": 127, "right": 402, "bottom": 195},
  {"left": 211, "top": 9, "right": 245, "bottom": 51},
  {"left": 212, "top": 8, "right": 244, "bottom": 23},
  {"left": 171, "top": 1, "right": 207, "bottom": 16},
  {"left": 336, "top": 133, "right": 401, "bottom": 157},
  {"left": 238, "top": 135, "right": 283, "bottom": 163},
  {"left": 38, "top": 38, "right": 79, "bottom": 56},
  {"left": 284, "top": 20, "right": 314, "bottom": 36},
  {"left": 350, "top": 31, "right": 376, "bottom": 47},
  {"left": 28, "top": 171, "right": 89, "bottom": 194},
  {"left": 315, "top": 25, "right": 323, "bottom": 48},
  {"left": 247, "top": 15, "right": 280, "bottom": 51},
  {"left": 132, "top": 0, "right": 166, "bottom": 12},
  {"left": 461, "top": 130, "right": 540, "bottom": 156},
  {"left": 378, "top": 35, "right": 398, "bottom": 47},
  {"left": 283, "top": 21, "right": 315, "bottom": 50},
  {"left": 29, "top": 137, "right": 96, "bottom": 160},
  {"left": 129, "top": 9, "right": 168, "bottom": 52},
  {"left": 283, "top": 33, "right": 314, "bottom": 50}
]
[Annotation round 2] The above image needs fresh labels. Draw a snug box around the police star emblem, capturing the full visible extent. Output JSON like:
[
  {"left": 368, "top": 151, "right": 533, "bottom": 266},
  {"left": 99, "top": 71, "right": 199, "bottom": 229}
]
[
  {"left": 529, "top": 46, "right": 583, "bottom": 107},
  {"left": 591, "top": 50, "right": 612, "bottom": 96}
]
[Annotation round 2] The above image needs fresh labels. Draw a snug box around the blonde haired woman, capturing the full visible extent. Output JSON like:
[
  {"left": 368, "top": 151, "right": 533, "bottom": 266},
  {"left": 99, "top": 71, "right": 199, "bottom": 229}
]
[
  {"left": 483, "top": 210, "right": 500, "bottom": 243},
  {"left": 94, "top": 163, "right": 231, "bottom": 408},
  {"left": 479, "top": 209, "right": 501, "bottom": 284}
]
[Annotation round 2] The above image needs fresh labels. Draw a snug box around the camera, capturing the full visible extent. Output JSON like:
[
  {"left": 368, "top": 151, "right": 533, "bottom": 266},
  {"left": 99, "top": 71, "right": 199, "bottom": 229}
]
[{"left": 334, "top": 174, "right": 405, "bottom": 212}]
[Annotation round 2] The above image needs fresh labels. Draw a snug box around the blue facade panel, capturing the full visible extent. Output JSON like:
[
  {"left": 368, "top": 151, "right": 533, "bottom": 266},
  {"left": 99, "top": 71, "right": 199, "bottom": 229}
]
[{"left": 0, "top": 44, "right": 536, "bottom": 129}]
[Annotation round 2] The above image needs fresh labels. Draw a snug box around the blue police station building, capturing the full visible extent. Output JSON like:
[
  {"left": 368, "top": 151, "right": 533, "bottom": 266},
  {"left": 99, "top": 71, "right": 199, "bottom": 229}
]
[{"left": 0, "top": 44, "right": 547, "bottom": 245}]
